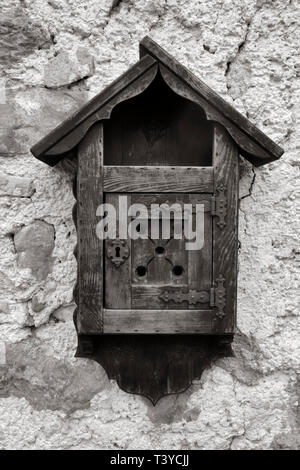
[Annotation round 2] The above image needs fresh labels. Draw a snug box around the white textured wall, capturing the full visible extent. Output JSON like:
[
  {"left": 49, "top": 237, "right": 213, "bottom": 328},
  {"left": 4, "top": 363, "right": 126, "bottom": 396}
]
[{"left": 0, "top": 0, "right": 299, "bottom": 450}]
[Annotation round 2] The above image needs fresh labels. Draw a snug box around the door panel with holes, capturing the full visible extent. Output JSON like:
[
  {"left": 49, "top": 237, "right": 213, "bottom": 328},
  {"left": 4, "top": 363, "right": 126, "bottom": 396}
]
[
  {"left": 75, "top": 122, "right": 239, "bottom": 335},
  {"left": 104, "top": 194, "right": 212, "bottom": 311}
]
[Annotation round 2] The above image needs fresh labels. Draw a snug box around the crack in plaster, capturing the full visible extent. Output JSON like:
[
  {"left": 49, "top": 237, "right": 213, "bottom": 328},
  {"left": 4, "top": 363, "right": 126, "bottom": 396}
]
[
  {"left": 238, "top": 167, "right": 256, "bottom": 238},
  {"left": 44, "top": 75, "right": 91, "bottom": 91},
  {"left": 225, "top": 20, "right": 251, "bottom": 79},
  {"left": 225, "top": 0, "right": 270, "bottom": 122},
  {"left": 240, "top": 168, "right": 256, "bottom": 201},
  {"left": 225, "top": 0, "right": 266, "bottom": 80},
  {"left": 229, "top": 380, "right": 246, "bottom": 449}
]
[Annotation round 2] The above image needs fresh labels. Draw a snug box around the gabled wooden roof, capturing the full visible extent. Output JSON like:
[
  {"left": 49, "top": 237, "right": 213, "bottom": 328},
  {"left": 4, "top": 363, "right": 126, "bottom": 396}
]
[{"left": 31, "top": 37, "right": 284, "bottom": 166}]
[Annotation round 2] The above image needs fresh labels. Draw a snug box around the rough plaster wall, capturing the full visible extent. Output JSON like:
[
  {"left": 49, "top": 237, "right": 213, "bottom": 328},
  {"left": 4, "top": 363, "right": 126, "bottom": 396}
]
[{"left": 0, "top": 0, "right": 299, "bottom": 450}]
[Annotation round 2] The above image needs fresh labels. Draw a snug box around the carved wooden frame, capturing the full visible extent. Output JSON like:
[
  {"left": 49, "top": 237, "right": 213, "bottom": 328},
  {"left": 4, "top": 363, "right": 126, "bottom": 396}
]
[
  {"left": 31, "top": 38, "right": 283, "bottom": 404},
  {"left": 72, "top": 119, "right": 238, "bottom": 402}
]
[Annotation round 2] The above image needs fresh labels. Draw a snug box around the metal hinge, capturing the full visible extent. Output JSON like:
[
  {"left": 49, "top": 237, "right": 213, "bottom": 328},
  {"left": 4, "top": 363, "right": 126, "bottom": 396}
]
[
  {"left": 210, "top": 275, "right": 226, "bottom": 319},
  {"left": 160, "top": 289, "right": 210, "bottom": 306},
  {"left": 211, "top": 183, "right": 227, "bottom": 229}
]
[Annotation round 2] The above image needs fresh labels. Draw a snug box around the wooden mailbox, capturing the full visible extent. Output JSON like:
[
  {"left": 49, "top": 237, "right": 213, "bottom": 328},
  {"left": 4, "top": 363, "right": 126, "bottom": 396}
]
[{"left": 31, "top": 37, "right": 284, "bottom": 403}]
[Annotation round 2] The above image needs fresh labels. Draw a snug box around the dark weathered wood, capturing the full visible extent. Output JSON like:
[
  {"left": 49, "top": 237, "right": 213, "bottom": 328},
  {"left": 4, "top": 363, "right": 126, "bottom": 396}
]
[
  {"left": 77, "top": 123, "right": 103, "bottom": 334},
  {"left": 103, "top": 73, "right": 213, "bottom": 167},
  {"left": 132, "top": 193, "right": 212, "bottom": 212},
  {"left": 129, "top": 193, "right": 210, "bottom": 311},
  {"left": 31, "top": 55, "right": 158, "bottom": 163},
  {"left": 104, "top": 194, "right": 132, "bottom": 309},
  {"left": 102, "top": 191, "right": 214, "bottom": 321},
  {"left": 103, "top": 166, "right": 214, "bottom": 192},
  {"left": 131, "top": 286, "right": 211, "bottom": 310},
  {"left": 159, "top": 65, "right": 276, "bottom": 166},
  {"left": 76, "top": 335, "right": 233, "bottom": 404},
  {"left": 31, "top": 38, "right": 283, "bottom": 168},
  {"left": 188, "top": 194, "right": 212, "bottom": 309},
  {"left": 212, "top": 123, "right": 239, "bottom": 333},
  {"left": 132, "top": 285, "right": 187, "bottom": 309},
  {"left": 103, "top": 309, "right": 213, "bottom": 334},
  {"left": 140, "top": 37, "right": 284, "bottom": 165},
  {"left": 159, "top": 64, "right": 270, "bottom": 164},
  {"left": 47, "top": 66, "right": 158, "bottom": 159},
  {"left": 26, "top": 36, "right": 266, "bottom": 407}
]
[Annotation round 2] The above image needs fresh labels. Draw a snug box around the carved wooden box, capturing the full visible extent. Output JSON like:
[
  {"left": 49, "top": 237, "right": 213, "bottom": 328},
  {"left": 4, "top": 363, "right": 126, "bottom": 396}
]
[{"left": 31, "top": 37, "right": 283, "bottom": 403}]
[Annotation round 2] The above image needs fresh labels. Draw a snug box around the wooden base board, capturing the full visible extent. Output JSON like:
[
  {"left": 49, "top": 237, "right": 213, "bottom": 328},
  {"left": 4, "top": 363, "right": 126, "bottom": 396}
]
[{"left": 75, "top": 334, "right": 233, "bottom": 404}]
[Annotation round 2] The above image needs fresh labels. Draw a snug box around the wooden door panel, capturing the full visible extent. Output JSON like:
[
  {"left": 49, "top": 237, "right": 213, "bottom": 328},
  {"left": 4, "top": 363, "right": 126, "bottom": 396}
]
[
  {"left": 103, "top": 309, "right": 214, "bottom": 334},
  {"left": 104, "top": 193, "right": 213, "bottom": 313},
  {"left": 132, "top": 286, "right": 189, "bottom": 310},
  {"left": 212, "top": 124, "right": 239, "bottom": 332},
  {"left": 76, "top": 123, "right": 103, "bottom": 334},
  {"left": 103, "top": 72, "right": 213, "bottom": 167},
  {"left": 104, "top": 193, "right": 132, "bottom": 309},
  {"left": 103, "top": 166, "right": 213, "bottom": 193},
  {"left": 188, "top": 195, "right": 212, "bottom": 310}
]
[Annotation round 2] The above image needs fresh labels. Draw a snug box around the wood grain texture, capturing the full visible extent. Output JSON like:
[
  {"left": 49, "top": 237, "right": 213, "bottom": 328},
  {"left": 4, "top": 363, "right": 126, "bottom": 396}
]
[
  {"left": 103, "top": 166, "right": 214, "bottom": 192},
  {"left": 131, "top": 285, "right": 211, "bottom": 310},
  {"left": 77, "top": 122, "right": 103, "bottom": 334},
  {"left": 103, "top": 72, "right": 213, "bottom": 167},
  {"left": 132, "top": 193, "right": 212, "bottom": 212},
  {"left": 188, "top": 194, "right": 212, "bottom": 309},
  {"left": 212, "top": 123, "right": 239, "bottom": 333},
  {"left": 129, "top": 193, "right": 210, "bottom": 311},
  {"left": 103, "top": 309, "right": 213, "bottom": 334},
  {"left": 130, "top": 193, "right": 189, "bottom": 292},
  {"left": 159, "top": 65, "right": 277, "bottom": 166},
  {"left": 76, "top": 334, "right": 233, "bottom": 404},
  {"left": 31, "top": 39, "right": 284, "bottom": 168},
  {"left": 132, "top": 285, "right": 188, "bottom": 310},
  {"left": 104, "top": 193, "right": 132, "bottom": 308},
  {"left": 140, "top": 37, "right": 283, "bottom": 165},
  {"left": 31, "top": 55, "right": 158, "bottom": 163}
]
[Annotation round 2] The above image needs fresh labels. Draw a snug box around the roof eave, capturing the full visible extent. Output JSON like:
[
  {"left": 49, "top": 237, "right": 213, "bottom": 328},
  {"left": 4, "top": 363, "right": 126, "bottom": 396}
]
[
  {"left": 30, "top": 37, "right": 284, "bottom": 167},
  {"left": 139, "top": 36, "right": 284, "bottom": 166}
]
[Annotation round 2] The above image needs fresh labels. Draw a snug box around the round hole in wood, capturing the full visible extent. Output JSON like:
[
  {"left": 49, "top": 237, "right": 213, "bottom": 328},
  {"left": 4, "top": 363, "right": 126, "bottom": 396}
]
[
  {"left": 136, "top": 265, "right": 147, "bottom": 277},
  {"left": 173, "top": 265, "right": 184, "bottom": 276},
  {"left": 155, "top": 246, "right": 165, "bottom": 255}
]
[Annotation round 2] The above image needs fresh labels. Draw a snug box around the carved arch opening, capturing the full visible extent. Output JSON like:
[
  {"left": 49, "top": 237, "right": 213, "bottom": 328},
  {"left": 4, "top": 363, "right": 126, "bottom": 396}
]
[{"left": 104, "top": 70, "right": 213, "bottom": 166}]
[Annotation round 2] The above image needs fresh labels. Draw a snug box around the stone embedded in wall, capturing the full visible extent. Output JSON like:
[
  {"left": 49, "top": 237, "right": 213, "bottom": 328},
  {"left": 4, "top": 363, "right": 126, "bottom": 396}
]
[
  {"left": 0, "top": 84, "right": 88, "bottom": 157},
  {"left": 31, "top": 294, "right": 46, "bottom": 313},
  {"left": 47, "top": 0, "right": 61, "bottom": 10},
  {"left": 0, "top": 338, "right": 108, "bottom": 412},
  {"left": 13, "top": 220, "right": 55, "bottom": 281},
  {"left": 239, "top": 157, "right": 256, "bottom": 200},
  {"left": 0, "top": 171, "right": 35, "bottom": 198},
  {"left": 0, "top": 341, "right": 6, "bottom": 365},
  {"left": 0, "top": 301, "right": 10, "bottom": 314},
  {"left": 51, "top": 304, "right": 74, "bottom": 323},
  {"left": 44, "top": 48, "right": 95, "bottom": 88},
  {"left": 0, "top": 5, "right": 51, "bottom": 70}
]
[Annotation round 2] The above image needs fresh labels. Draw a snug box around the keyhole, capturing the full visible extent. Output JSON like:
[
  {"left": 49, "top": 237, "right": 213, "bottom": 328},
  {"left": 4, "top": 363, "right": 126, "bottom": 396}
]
[{"left": 115, "top": 246, "right": 120, "bottom": 258}]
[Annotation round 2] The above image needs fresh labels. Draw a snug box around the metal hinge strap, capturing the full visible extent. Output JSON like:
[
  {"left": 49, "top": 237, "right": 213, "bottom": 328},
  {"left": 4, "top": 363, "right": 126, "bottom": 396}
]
[
  {"left": 210, "top": 275, "right": 226, "bottom": 319},
  {"left": 211, "top": 184, "right": 227, "bottom": 229},
  {"left": 159, "top": 289, "right": 210, "bottom": 306}
]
